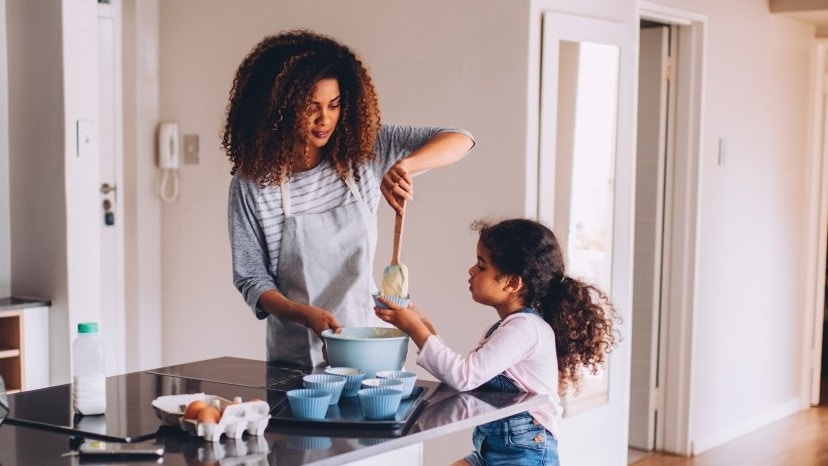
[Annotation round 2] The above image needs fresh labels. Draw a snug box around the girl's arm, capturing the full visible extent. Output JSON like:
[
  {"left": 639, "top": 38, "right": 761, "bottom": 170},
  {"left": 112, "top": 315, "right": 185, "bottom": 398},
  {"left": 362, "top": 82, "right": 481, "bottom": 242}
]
[
  {"left": 375, "top": 298, "right": 435, "bottom": 348},
  {"left": 422, "top": 319, "right": 538, "bottom": 391}
]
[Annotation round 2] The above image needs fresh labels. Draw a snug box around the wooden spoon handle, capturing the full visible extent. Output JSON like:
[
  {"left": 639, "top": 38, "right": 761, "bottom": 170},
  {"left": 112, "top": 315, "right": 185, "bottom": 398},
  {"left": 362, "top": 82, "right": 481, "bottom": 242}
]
[{"left": 391, "top": 199, "right": 406, "bottom": 265}]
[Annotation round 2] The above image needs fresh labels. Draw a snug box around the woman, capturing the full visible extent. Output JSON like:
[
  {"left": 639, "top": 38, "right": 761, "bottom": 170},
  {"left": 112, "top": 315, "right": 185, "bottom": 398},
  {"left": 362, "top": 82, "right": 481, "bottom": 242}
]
[{"left": 223, "top": 30, "right": 474, "bottom": 367}]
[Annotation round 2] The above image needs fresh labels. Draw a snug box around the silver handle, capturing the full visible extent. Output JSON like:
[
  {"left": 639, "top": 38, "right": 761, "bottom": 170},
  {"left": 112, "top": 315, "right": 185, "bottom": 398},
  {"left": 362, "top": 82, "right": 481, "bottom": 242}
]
[{"left": 100, "top": 183, "right": 117, "bottom": 195}]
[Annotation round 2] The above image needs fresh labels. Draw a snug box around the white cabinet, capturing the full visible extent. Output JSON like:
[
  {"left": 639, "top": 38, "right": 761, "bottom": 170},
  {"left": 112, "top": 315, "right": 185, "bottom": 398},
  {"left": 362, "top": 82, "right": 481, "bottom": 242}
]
[{"left": 0, "top": 299, "right": 50, "bottom": 392}]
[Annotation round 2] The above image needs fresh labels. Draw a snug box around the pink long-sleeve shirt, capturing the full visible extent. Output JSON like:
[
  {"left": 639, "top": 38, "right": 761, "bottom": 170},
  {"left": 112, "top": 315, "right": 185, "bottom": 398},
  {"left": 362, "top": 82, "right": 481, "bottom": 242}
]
[{"left": 417, "top": 312, "right": 563, "bottom": 437}]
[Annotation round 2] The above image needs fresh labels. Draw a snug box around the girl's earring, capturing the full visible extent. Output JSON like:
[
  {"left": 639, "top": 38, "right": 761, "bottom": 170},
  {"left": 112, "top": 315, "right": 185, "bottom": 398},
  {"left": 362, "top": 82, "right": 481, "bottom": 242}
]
[{"left": 303, "top": 144, "right": 311, "bottom": 168}]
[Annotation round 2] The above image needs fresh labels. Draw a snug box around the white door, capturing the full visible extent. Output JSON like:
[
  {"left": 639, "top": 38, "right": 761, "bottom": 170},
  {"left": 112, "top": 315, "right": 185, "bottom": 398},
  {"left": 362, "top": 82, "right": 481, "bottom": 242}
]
[
  {"left": 98, "top": 0, "right": 125, "bottom": 376},
  {"left": 628, "top": 24, "right": 671, "bottom": 451}
]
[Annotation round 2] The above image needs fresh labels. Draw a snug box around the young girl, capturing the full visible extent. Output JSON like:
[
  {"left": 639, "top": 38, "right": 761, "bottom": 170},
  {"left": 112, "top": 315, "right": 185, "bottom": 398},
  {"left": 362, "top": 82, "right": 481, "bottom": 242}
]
[
  {"left": 376, "top": 218, "right": 621, "bottom": 466},
  {"left": 223, "top": 30, "right": 474, "bottom": 367}
]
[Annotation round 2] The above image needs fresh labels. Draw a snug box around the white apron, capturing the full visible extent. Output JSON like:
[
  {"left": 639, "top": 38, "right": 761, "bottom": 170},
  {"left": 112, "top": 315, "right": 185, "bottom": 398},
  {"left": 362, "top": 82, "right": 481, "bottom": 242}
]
[{"left": 268, "top": 175, "right": 378, "bottom": 367}]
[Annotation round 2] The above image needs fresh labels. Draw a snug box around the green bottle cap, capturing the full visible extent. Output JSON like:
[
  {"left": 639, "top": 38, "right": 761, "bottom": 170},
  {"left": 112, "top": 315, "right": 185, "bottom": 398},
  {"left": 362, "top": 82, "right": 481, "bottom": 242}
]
[{"left": 77, "top": 322, "right": 98, "bottom": 333}]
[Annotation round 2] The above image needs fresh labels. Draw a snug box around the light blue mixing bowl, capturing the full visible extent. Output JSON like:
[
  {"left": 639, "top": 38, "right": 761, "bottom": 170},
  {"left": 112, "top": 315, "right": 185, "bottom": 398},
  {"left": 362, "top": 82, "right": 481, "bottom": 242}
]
[{"left": 322, "top": 327, "right": 410, "bottom": 377}]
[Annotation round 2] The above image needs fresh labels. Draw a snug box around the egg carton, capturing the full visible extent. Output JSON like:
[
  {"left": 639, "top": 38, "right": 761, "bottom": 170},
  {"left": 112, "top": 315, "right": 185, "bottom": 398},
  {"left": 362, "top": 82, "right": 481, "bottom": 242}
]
[{"left": 152, "top": 393, "right": 271, "bottom": 442}]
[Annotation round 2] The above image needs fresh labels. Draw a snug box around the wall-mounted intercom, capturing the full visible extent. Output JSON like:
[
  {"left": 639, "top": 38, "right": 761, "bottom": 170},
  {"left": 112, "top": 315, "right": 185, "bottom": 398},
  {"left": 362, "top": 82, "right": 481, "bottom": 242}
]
[{"left": 157, "top": 122, "right": 180, "bottom": 202}]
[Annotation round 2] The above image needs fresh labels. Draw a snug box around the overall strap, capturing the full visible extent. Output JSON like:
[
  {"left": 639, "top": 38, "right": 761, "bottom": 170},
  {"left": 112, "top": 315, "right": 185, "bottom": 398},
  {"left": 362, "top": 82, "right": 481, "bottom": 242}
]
[{"left": 484, "top": 308, "right": 540, "bottom": 339}]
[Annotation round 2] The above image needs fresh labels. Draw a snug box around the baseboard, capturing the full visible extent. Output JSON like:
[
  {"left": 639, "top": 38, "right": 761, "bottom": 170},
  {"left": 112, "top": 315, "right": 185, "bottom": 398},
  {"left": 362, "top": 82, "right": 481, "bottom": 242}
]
[{"left": 691, "top": 399, "right": 801, "bottom": 455}]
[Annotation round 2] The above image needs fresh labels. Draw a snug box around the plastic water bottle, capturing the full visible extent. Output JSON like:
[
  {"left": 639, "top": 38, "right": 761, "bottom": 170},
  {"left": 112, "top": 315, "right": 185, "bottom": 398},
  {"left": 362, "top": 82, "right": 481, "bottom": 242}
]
[{"left": 72, "top": 322, "right": 107, "bottom": 415}]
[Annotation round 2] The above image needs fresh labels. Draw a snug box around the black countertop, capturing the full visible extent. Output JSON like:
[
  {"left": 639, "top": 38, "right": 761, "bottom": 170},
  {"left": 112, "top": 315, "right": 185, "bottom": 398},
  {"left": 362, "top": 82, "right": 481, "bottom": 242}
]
[
  {"left": 0, "top": 296, "right": 51, "bottom": 311},
  {"left": 0, "top": 357, "right": 548, "bottom": 466}
]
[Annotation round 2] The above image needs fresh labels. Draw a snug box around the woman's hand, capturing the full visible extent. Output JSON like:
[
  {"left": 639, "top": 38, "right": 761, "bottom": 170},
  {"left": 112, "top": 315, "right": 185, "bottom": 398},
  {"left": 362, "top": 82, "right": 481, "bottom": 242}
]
[
  {"left": 374, "top": 298, "right": 434, "bottom": 348},
  {"left": 302, "top": 306, "right": 342, "bottom": 340},
  {"left": 381, "top": 161, "right": 414, "bottom": 214},
  {"left": 258, "top": 290, "right": 341, "bottom": 337}
]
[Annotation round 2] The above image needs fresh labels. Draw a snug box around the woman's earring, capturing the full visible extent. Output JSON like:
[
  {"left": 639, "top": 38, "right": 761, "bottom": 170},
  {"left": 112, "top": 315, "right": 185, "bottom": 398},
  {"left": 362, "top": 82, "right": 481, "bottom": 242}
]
[{"left": 303, "top": 144, "right": 311, "bottom": 168}]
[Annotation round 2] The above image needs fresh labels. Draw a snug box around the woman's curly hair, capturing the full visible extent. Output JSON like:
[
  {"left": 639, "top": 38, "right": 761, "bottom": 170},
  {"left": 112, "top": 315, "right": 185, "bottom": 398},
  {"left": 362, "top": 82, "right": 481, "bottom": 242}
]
[
  {"left": 222, "top": 30, "right": 380, "bottom": 187},
  {"left": 474, "top": 218, "right": 622, "bottom": 394}
]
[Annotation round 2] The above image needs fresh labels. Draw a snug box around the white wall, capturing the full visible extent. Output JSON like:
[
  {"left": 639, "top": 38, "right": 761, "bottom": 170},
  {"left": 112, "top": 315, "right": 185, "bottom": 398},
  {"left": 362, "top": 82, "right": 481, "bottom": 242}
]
[
  {"left": 7, "top": 0, "right": 71, "bottom": 383},
  {"left": 60, "top": 0, "right": 104, "bottom": 383},
  {"left": 4, "top": 0, "right": 105, "bottom": 385},
  {"left": 122, "top": 0, "right": 163, "bottom": 372},
  {"left": 655, "top": 0, "right": 816, "bottom": 454}
]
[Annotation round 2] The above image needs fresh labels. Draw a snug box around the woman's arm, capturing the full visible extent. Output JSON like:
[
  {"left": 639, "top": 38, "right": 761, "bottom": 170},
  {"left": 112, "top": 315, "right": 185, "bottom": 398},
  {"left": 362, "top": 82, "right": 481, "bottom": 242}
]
[
  {"left": 396, "top": 131, "right": 474, "bottom": 174},
  {"left": 258, "top": 290, "right": 341, "bottom": 338},
  {"left": 377, "top": 126, "right": 475, "bottom": 213},
  {"left": 228, "top": 175, "right": 341, "bottom": 337}
]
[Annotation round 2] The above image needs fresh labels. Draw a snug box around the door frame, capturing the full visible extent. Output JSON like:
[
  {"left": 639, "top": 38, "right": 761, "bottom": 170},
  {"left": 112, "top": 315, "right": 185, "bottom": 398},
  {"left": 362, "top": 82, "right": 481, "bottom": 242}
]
[
  {"left": 97, "top": 0, "right": 126, "bottom": 376},
  {"left": 806, "top": 40, "right": 828, "bottom": 407},
  {"left": 638, "top": 2, "right": 707, "bottom": 456}
]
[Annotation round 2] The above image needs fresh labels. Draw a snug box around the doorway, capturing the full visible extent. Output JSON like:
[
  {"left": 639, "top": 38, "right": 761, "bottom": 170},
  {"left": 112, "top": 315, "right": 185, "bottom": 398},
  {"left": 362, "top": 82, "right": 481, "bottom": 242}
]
[
  {"left": 629, "top": 3, "right": 707, "bottom": 460},
  {"left": 628, "top": 19, "right": 675, "bottom": 460}
]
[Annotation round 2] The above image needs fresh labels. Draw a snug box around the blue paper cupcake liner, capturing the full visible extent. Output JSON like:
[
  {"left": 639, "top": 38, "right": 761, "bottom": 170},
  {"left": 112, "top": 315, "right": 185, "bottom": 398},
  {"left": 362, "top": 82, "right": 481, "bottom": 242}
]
[
  {"left": 286, "top": 389, "right": 331, "bottom": 419},
  {"left": 303, "top": 374, "right": 346, "bottom": 405},
  {"left": 372, "top": 293, "right": 411, "bottom": 309},
  {"left": 358, "top": 387, "right": 403, "bottom": 420},
  {"left": 375, "top": 370, "right": 417, "bottom": 399}
]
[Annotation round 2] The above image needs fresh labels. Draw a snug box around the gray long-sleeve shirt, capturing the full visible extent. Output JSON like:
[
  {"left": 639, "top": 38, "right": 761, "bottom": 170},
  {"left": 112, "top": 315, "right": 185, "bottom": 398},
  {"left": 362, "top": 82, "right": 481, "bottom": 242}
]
[{"left": 228, "top": 124, "right": 474, "bottom": 318}]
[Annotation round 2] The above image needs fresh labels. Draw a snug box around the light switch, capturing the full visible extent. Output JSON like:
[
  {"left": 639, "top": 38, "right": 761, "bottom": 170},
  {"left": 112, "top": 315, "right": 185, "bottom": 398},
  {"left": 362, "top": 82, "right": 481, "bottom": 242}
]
[
  {"left": 183, "top": 134, "right": 199, "bottom": 165},
  {"left": 76, "top": 119, "right": 95, "bottom": 158},
  {"left": 718, "top": 138, "right": 727, "bottom": 166}
]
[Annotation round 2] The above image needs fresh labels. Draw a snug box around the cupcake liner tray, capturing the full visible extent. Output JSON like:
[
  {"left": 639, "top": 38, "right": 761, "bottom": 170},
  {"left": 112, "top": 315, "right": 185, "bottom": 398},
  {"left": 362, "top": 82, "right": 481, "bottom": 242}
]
[{"left": 269, "top": 386, "right": 428, "bottom": 433}]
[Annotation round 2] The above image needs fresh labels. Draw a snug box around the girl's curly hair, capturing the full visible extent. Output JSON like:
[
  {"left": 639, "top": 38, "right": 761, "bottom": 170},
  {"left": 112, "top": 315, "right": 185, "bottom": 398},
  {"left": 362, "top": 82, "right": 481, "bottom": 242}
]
[
  {"left": 474, "top": 218, "right": 622, "bottom": 394},
  {"left": 222, "top": 30, "right": 380, "bottom": 187}
]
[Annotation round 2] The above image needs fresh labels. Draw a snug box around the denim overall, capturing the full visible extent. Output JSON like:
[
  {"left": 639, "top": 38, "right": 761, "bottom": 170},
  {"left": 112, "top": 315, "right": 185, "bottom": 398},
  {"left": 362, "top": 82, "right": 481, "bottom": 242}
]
[{"left": 464, "top": 308, "right": 561, "bottom": 466}]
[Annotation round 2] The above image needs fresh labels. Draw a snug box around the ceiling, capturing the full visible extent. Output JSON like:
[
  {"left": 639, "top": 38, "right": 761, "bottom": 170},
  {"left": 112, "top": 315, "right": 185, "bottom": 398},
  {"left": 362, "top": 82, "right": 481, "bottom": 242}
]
[{"left": 770, "top": 0, "right": 828, "bottom": 32}]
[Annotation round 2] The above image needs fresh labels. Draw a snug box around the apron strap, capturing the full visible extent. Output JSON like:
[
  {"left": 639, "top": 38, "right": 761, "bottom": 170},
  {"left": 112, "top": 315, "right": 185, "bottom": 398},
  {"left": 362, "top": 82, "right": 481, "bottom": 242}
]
[
  {"left": 280, "top": 173, "right": 364, "bottom": 218},
  {"left": 280, "top": 180, "right": 292, "bottom": 217},
  {"left": 343, "top": 174, "right": 364, "bottom": 202}
]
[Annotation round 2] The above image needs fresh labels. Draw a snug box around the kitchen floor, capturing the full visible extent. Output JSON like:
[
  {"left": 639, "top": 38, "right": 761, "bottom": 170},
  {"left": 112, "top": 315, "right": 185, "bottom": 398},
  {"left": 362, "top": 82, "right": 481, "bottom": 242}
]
[
  {"left": 628, "top": 448, "right": 652, "bottom": 463},
  {"left": 628, "top": 406, "right": 828, "bottom": 465},
  {"left": 630, "top": 338, "right": 828, "bottom": 465}
]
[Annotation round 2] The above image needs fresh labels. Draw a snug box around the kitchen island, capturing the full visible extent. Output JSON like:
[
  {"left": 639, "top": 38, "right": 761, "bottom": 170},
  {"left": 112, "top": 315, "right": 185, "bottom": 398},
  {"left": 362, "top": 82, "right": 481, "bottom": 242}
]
[{"left": 0, "top": 356, "right": 548, "bottom": 465}]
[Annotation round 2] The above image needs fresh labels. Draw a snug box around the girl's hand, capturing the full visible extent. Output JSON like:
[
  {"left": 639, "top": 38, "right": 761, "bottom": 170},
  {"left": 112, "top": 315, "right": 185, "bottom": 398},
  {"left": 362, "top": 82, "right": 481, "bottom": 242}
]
[
  {"left": 374, "top": 297, "right": 434, "bottom": 348},
  {"left": 381, "top": 162, "right": 414, "bottom": 214}
]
